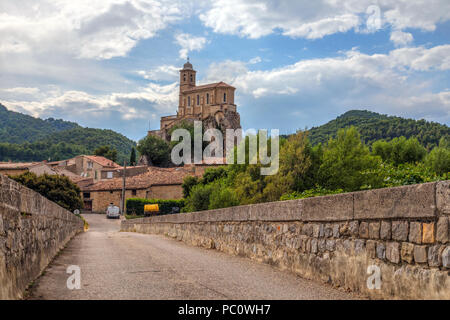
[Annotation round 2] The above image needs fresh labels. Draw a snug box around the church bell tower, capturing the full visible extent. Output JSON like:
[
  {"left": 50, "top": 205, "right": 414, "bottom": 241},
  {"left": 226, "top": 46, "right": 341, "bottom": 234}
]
[{"left": 179, "top": 58, "right": 196, "bottom": 92}]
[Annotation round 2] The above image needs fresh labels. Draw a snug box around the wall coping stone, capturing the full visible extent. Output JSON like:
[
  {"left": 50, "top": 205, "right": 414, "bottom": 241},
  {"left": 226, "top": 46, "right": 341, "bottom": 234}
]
[{"left": 121, "top": 181, "right": 448, "bottom": 226}]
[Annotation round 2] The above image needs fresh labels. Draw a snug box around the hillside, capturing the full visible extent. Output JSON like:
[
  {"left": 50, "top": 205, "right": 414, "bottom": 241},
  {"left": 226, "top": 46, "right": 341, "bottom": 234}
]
[
  {"left": 0, "top": 103, "right": 78, "bottom": 143},
  {"left": 308, "top": 110, "right": 450, "bottom": 149},
  {"left": 0, "top": 104, "right": 136, "bottom": 163}
]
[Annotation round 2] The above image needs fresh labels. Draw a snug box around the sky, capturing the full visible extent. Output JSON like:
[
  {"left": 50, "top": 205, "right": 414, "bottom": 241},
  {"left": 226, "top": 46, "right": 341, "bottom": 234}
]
[{"left": 0, "top": 0, "right": 449, "bottom": 141}]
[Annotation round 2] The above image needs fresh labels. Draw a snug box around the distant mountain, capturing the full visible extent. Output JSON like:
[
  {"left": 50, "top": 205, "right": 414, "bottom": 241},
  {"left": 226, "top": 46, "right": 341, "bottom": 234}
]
[
  {"left": 308, "top": 110, "right": 450, "bottom": 149},
  {"left": 0, "top": 103, "right": 136, "bottom": 163}
]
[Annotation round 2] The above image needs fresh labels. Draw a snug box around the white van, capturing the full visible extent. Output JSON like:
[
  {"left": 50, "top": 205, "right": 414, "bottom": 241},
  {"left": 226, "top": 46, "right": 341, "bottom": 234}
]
[{"left": 106, "top": 204, "right": 120, "bottom": 219}]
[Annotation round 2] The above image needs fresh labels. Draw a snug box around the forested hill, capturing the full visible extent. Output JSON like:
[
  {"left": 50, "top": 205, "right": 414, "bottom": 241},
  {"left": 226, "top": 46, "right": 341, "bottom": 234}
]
[
  {"left": 0, "top": 103, "right": 78, "bottom": 143},
  {"left": 308, "top": 110, "right": 450, "bottom": 149},
  {"left": 0, "top": 103, "right": 136, "bottom": 163}
]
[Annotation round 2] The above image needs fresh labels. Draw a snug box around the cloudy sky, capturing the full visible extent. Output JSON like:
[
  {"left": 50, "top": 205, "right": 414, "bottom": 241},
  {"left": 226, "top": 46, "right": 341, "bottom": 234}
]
[{"left": 1, "top": 0, "right": 449, "bottom": 141}]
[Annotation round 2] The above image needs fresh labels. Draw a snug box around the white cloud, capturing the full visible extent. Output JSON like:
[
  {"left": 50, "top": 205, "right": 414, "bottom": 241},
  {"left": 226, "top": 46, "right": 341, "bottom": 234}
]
[
  {"left": 1, "top": 87, "right": 40, "bottom": 95},
  {"left": 0, "top": 0, "right": 187, "bottom": 59},
  {"left": 204, "top": 60, "right": 248, "bottom": 84},
  {"left": 199, "top": 0, "right": 450, "bottom": 39},
  {"left": 223, "top": 44, "right": 450, "bottom": 123},
  {"left": 0, "top": 82, "right": 179, "bottom": 140},
  {"left": 137, "top": 65, "right": 180, "bottom": 81},
  {"left": 390, "top": 30, "right": 413, "bottom": 47},
  {"left": 248, "top": 56, "right": 262, "bottom": 64},
  {"left": 174, "top": 33, "right": 208, "bottom": 59}
]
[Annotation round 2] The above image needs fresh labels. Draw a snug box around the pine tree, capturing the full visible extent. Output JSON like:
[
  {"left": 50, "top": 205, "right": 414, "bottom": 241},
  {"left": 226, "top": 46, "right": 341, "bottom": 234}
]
[{"left": 130, "top": 147, "right": 136, "bottom": 166}]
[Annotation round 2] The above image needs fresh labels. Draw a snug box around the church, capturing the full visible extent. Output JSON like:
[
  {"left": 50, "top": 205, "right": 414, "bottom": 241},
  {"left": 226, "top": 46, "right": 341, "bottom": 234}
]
[{"left": 148, "top": 60, "right": 241, "bottom": 141}]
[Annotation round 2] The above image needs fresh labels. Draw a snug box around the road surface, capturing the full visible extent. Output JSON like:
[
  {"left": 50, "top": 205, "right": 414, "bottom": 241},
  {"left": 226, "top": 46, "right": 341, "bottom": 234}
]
[{"left": 28, "top": 214, "right": 357, "bottom": 300}]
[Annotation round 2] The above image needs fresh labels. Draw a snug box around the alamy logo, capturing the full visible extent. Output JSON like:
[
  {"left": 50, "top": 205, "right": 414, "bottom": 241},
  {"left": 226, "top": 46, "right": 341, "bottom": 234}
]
[
  {"left": 366, "top": 265, "right": 381, "bottom": 290},
  {"left": 66, "top": 265, "right": 81, "bottom": 290},
  {"left": 170, "top": 121, "right": 280, "bottom": 175},
  {"left": 366, "top": 5, "right": 382, "bottom": 31}
]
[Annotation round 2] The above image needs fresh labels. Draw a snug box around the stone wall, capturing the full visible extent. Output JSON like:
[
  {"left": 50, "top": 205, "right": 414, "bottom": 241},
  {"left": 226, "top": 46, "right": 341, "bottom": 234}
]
[
  {"left": 89, "top": 189, "right": 147, "bottom": 213},
  {"left": 147, "top": 184, "right": 183, "bottom": 200},
  {"left": 0, "top": 174, "right": 84, "bottom": 299},
  {"left": 122, "top": 181, "right": 450, "bottom": 299}
]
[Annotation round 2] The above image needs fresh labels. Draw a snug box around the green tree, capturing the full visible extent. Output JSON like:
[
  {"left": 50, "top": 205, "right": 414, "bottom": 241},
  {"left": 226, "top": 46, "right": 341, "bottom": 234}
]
[
  {"left": 10, "top": 172, "right": 83, "bottom": 212},
  {"left": 425, "top": 147, "right": 450, "bottom": 175},
  {"left": 318, "top": 127, "right": 382, "bottom": 191},
  {"left": 130, "top": 147, "right": 137, "bottom": 166},
  {"left": 183, "top": 184, "right": 213, "bottom": 212},
  {"left": 208, "top": 184, "right": 239, "bottom": 209},
  {"left": 262, "top": 131, "right": 315, "bottom": 201},
  {"left": 136, "top": 135, "right": 171, "bottom": 166},
  {"left": 182, "top": 175, "right": 200, "bottom": 198},
  {"left": 94, "top": 145, "right": 118, "bottom": 163},
  {"left": 372, "top": 137, "right": 427, "bottom": 165}
]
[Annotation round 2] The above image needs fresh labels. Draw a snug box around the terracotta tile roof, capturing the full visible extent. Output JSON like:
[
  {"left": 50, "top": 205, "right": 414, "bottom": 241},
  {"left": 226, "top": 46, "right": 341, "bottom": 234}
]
[
  {"left": 84, "top": 155, "right": 121, "bottom": 168},
  {"left": 82, "top": 166, "right": 199, "bottom": 191},
  {"left": 48, "top": 159, "right": 76, "bottom": 166},
  {"left": 183, "top": 81, "right": 235, "bottom": 92},
  {"left": 0, "top": 162, "right": 40, "bottom": 169},
  {"left": 52, "top": 167, "right": 89, "bottom": 183}
]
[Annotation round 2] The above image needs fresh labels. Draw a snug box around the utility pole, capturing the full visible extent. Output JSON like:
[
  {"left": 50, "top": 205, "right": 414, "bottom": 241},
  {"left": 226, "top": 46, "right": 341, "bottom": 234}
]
[{"left": 121, "top": 160, "right": 127, "bottom": 215}]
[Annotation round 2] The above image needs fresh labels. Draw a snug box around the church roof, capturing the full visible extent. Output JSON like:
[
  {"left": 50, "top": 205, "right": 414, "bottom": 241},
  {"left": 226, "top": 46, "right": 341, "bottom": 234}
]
[{"left": 183, "top": 81, "right": 235, "bottom": 93}]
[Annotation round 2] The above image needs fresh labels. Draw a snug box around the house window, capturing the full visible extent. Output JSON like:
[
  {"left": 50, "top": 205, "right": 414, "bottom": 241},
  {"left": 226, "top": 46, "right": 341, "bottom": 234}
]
[
  {"left": 110, "top": 191, "right": 113, "bottom": 194},
  {"left": 223, "top": 92, "right": 227, "bottom": 102},
  {"left": 197, "top": 95, "right": 200, "bottom": 105},
  {"left": 83, "top": 192, "right": 90, "bottom": 199},
  {"left": 188, "top": 96, "right": 190, "bottom": 106},
  {"left": 206, "top": 93, "right": 209, "bottom": 104},
  {"left": 132, "top": 190, "right": 137, "bottom": 196},
  {"left": 95, "top": 171, "right": 98, "bottom": 179},
  {"left": 107, "top": 171, "right": 113, "bottom": 179},
  {"left": 87, "top": 161, "right": 93, "bottom": 169}
]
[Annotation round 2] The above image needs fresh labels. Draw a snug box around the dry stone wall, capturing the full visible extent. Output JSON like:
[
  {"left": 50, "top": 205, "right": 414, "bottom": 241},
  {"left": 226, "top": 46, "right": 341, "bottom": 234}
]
[
  {"left": 122, "top": 181, "right": 450, "bottom": 299},
  {"left": 0, "top": 174, "right": 84, "bottom": 299}
]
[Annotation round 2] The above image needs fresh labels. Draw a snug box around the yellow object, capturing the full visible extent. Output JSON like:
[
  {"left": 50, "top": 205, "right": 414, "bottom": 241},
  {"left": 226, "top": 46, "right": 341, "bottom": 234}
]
[{"left": 144, "top": 204, "right": 159, "bottom": 212}]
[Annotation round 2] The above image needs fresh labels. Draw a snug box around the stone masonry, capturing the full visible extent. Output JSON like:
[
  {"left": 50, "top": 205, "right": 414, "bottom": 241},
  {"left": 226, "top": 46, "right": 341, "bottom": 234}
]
[
  {"left": 122, "top": 181, "right": 450, "bottom": 299},
  {"left": 0, "top": 174, "right": 84, "bottom": 299}
]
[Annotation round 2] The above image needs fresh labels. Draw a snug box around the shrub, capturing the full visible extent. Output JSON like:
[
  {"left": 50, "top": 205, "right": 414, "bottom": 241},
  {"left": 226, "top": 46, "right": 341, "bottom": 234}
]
[
  {"left": 208, "top": 184, "right": 239, "bottom": 209},
  {"left": 280, "top": 187, "right": 344, "bottom": 200},
  {"left": 182, "top": 184, "right": 213, "bottom": 212},
  {"left": 10, "top": 172, "right": 83, "bottom": 212},
  {"left": 182, "top": 175, "right": 199, "bottom": 198},
  {"left": 318, "top": 127, "right": 382, "bottom": 191},
  {"left": 425, "top": 147, "right": 450, "bottom": 176},
  {"left": 126, "top": 198, "right": 185, "bottom": 215}
]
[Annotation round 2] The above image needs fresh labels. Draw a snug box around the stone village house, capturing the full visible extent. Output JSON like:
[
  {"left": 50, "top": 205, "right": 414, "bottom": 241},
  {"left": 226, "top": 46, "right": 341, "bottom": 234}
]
[{"left": 80, "top": 166, "right": 203, "bottom": 213}]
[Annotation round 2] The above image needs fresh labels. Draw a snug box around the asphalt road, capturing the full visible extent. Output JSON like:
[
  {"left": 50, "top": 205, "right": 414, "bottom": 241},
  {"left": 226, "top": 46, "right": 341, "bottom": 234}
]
[{"left": 28, "top": 214, "right": 356, "bottom": 300}]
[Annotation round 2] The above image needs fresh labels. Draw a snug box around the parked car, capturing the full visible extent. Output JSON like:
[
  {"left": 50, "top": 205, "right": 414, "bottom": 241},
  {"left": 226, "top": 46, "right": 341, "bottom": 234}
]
[{"left": 106, "top": 204, "right": 120, "bottom": 219}]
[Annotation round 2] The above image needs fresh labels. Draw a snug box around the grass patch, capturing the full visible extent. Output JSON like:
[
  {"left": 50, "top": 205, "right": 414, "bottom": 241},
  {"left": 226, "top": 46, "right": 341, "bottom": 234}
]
[{"left": 75, "top": 213, "right": 89, "bottom": 231}]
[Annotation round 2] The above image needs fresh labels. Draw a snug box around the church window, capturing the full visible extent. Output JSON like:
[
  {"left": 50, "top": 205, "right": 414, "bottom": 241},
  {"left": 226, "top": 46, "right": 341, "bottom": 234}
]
[
  {"left": 223, "top": 92, "right": 227, "bottom": 102},
  {"left": 206, "top": 93, "right": 209, "bottom": 104},
  {"left": 188, "top": 96, "right": 190, "bottom": 106},
  {"left": 197, "top": 95, "right": 200, "bottom": 105},
  {"left": 190, "top": 74, "right": 193, "bottom": 82},
  {"left": 183, "top": 74, "right": 186, "bottom": 82}
]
